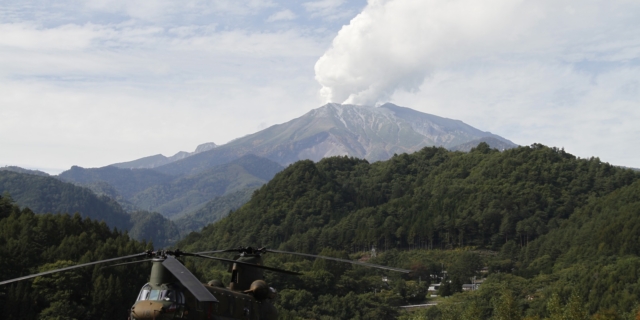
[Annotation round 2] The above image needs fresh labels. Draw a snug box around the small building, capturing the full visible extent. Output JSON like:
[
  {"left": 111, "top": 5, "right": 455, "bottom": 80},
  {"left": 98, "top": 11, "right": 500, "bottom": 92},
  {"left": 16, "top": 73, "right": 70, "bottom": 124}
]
[{"left": 462, "top": 284, "right": 480, "bottom": 291}]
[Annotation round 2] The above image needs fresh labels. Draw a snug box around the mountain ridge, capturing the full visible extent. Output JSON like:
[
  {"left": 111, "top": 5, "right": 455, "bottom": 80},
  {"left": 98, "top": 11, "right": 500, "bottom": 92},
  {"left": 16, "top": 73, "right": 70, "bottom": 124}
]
[
  {"left": 111, "top": 142, "right": 218, "bottom": 169},
  {"left": 153, "top": 103, "right": 517, "bottom": 176}
]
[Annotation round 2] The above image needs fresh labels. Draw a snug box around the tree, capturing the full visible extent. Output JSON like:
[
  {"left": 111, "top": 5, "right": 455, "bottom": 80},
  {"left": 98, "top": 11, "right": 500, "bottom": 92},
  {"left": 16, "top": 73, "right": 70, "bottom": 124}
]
[
  {"left": 462, "top": 299, "right": 484, "bottom": 320},
  {"left": 563, "top": 292, "right": 587, "bottom": 320},
  {"left": 546, "top": 293, "right": 563, "bottom": 320},
  {"left": 493, "top": 287, "right": 521, "bottom": 320}
]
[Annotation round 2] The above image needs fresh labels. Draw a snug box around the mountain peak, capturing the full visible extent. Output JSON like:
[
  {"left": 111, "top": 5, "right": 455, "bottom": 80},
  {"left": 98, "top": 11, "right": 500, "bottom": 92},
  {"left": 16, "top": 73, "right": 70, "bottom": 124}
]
[
  {"left": 121, "top": 103, "right": 517, "bottom": 176},
  {"left": 215, "top": 103, "right": 517, "bottom": 165},
  {"left": 195, "top": 142, "right": 217, "bottom": 153}
]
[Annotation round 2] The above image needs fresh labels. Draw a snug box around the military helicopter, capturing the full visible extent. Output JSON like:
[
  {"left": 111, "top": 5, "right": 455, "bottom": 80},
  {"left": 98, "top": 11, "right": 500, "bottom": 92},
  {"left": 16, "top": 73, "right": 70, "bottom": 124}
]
[{"left": 0, "top": 246, "right": 410, "bottom": 320}]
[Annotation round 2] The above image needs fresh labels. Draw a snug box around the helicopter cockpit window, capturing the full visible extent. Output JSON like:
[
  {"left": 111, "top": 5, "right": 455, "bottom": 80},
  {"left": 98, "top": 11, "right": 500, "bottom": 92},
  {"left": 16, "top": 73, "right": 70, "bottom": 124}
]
[
  {"left": 159, "top": 290, "right": 175, "bottom": 301},
  {"left": 136, "top": 284, "right": 184, "bottom": 302},
  {"left": 148, "top": 289, "right": 161, "bottom": 301},
  {"left": 137, "top": 284, "right": 152, "bottom": 301}
]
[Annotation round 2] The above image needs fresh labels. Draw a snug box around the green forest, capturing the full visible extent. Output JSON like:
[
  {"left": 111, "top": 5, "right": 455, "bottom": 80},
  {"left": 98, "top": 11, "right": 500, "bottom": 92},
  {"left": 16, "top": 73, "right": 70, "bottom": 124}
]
[
  {"left": 174, "top": 186, "right": 258, "bottom": 235},
  {"left": 0, "top": 171, "right": 131, "bottom": 231},
  {"left": 2, "top": 143, "right": 640, "bottom": 319},
  {"left": 0, "top": 195, "right": 151, "bottom": 319},
  {"left": 178, "top": 143, "right": 640, "bottom": 319},
  {"left": 0, "top": 170, "right": 181, "bottom": 248}
]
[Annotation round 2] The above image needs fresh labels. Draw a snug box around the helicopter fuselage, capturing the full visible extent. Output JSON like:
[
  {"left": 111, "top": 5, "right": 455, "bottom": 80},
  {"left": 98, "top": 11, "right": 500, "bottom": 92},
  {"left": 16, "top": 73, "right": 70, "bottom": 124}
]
[
  {"left": 129, "top": 256, "right": 277, "bottom": 320},
  {"left": 130, "top": 283, "right": 276, "bottom": 320}
]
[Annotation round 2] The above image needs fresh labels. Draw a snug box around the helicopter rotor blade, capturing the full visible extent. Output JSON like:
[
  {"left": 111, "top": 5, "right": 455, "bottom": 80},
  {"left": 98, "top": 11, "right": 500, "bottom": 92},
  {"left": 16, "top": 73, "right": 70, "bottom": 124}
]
[
  {"left": 265, "top": 249, "right": 411, "bottom": 274},
  {"left": 100, "top": 259, "right": 154, "bottom": 269},
  {"left": 162, "top": 256, "right": 218, "bottom": 303},
  {"left": 182, "top": 252, "right": 302, "bottom": 276},
  {"left": 194, "top": 249, "right": 235, "bottom": 255},
  {"left": 195, "top": 246, "right": 262, "bottom": 255},
  {"left": 0, "top": 252, "right": 150, "bottom": 286}
]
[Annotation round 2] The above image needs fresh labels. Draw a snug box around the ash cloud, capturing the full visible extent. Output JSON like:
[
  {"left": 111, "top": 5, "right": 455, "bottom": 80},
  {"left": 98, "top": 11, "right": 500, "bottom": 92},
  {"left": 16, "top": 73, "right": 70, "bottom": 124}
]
[{"left": 314, "top": 0, "right": 637, "bottom": 105}]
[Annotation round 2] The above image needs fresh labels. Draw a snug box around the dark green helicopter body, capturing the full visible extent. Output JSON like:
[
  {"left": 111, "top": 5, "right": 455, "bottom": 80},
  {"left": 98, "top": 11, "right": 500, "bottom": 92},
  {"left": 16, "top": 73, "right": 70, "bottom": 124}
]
[{"left": 128, "top": 250, "right": 281, "bottom": 320}]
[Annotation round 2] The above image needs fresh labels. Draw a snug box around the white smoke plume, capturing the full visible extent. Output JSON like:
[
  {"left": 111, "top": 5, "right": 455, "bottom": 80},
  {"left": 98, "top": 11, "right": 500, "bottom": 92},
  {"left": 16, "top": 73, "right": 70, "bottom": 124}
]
[{"left": 314, "top": 0, "right": 636, "bottom": 105}]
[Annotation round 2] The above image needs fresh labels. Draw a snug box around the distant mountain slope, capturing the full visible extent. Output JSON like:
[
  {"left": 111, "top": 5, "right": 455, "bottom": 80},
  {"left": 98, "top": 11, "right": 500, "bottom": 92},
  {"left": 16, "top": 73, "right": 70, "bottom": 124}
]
[
  {"left": 152, "top": 147, "right": 251, "bottom": 176},
  {"left": 74, "top": 180, "right": 139, "bottom": 212},
  {"left": 131, "top": 154, "right": 283, "bottom": 218},
  {"left": 155, "top": 103, "right": 516, "bottom": 176},
  {"left": 0, "top": 171, "right": 131, "bottom": 230},
  {"left": 58, "top": 165, "right": 174, "bottom": 199},
  {"left": 0, "top": 166, "right": 50, "bottom": 176},
  {"left": 174, "top": 186, "right": 257, "bottom": 234},
  {"left": 111, "top": 142, "right": 218, "bottom": 169}
]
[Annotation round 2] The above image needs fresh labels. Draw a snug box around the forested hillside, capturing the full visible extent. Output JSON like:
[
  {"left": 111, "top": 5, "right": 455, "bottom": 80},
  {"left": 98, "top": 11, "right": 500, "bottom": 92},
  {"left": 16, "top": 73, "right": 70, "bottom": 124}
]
[
  {"left": 129, "top": 210, "right": 180, "bottom": 248},
  {"left": 182, "top": 143, "right": 637, "bottom": 253},
  {"left": 178, "top": 143, "right": 640, "bottom": 318},
  {"left": 0, "top": 170, "right": 179, "bottom": 247},
  {"left": 0, "top": 171, "right": 131, "bottom": 231},
  {"left": 174, "top": 186, "right": 257, "bottom": 234},
  {"left": 405, "top": 178, "right": 640, "bottom": 319},
  {"left": 0, "top": 195, "right": 151, "bottom": 319}
]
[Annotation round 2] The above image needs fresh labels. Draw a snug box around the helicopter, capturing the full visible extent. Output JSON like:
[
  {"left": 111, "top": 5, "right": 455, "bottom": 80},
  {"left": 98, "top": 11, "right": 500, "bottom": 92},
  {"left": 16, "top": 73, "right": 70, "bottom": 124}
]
[{"left": 0, "top": 246, "right": 410, "bottom": 320}]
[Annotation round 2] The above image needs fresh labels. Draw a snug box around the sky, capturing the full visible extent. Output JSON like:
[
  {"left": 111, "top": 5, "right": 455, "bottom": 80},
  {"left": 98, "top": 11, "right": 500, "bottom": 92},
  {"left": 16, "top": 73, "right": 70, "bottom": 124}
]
[{"left": 1, "top": 0, "right": 639, "bottom": 174}]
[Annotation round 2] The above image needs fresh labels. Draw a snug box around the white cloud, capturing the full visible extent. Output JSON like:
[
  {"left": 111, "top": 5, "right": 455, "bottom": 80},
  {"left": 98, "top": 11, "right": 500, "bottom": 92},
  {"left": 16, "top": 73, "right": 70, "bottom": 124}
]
[
  {"left": 267, "top": 9, "right": 297, "bottom": 22},
  {"left": 315, "top": 0, "right": 640, "bottom": 105}
]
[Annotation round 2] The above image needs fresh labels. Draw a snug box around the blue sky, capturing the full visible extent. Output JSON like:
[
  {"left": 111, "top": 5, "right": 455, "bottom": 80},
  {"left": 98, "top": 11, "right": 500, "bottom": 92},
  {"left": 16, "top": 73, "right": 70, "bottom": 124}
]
[{"left": 1, "top": 0, "right": 639, "bottom": 173}]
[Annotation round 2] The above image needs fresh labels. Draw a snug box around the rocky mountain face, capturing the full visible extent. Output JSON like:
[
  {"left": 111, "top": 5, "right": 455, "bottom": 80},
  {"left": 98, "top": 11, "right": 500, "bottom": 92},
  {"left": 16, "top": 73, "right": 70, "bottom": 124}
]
[{"left": 153, "top": 103, "right": 517, "bottom": 176}]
